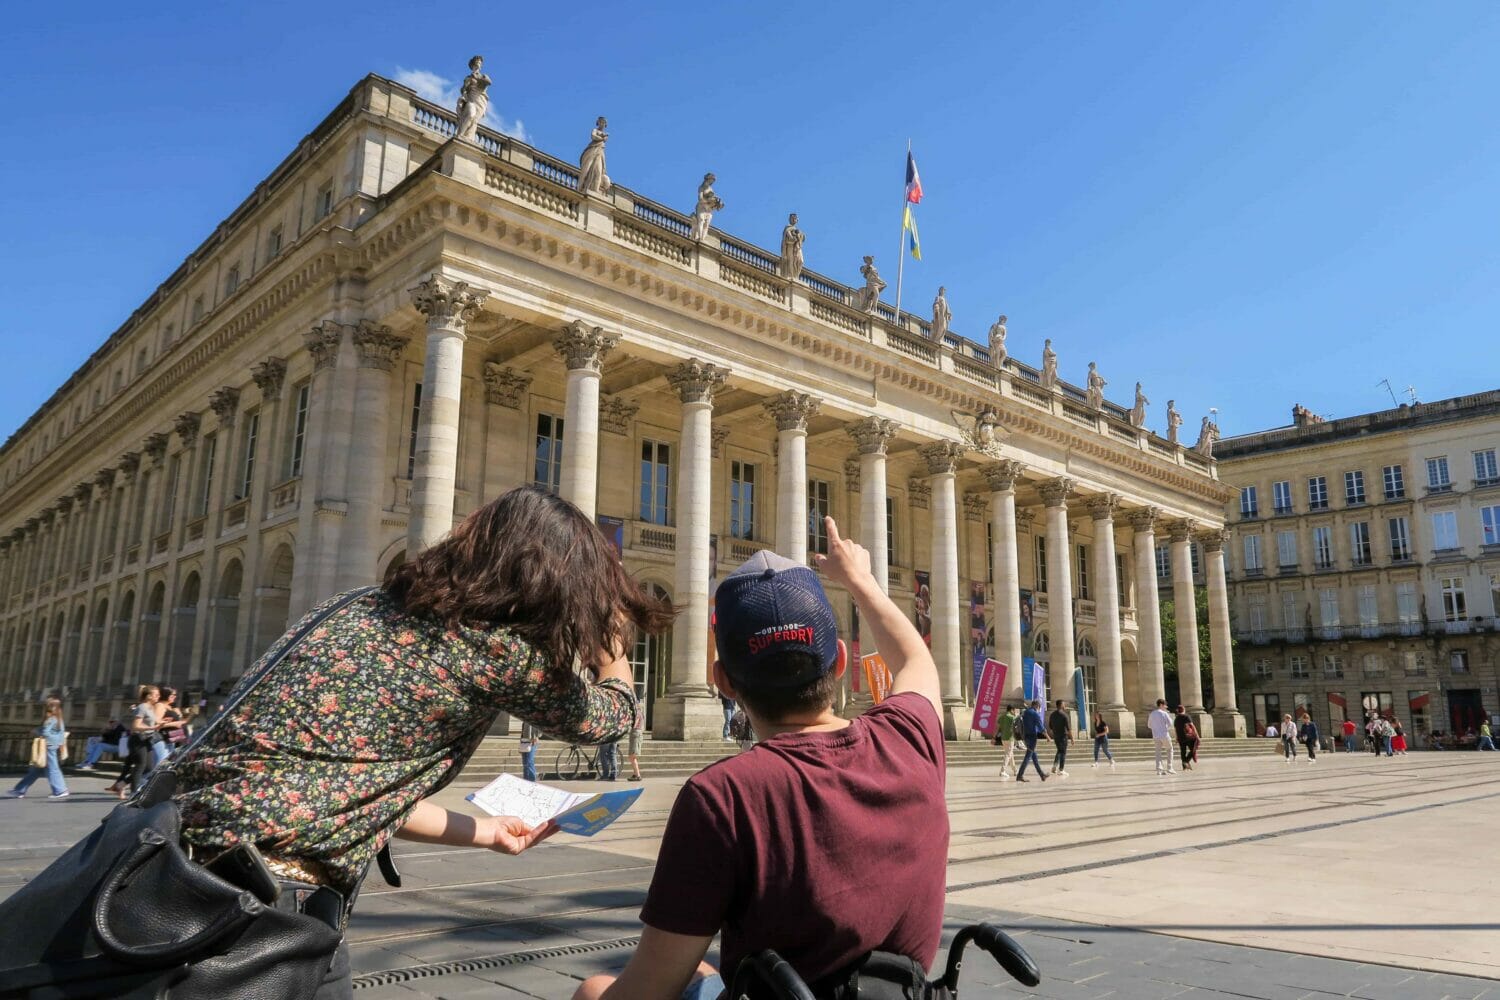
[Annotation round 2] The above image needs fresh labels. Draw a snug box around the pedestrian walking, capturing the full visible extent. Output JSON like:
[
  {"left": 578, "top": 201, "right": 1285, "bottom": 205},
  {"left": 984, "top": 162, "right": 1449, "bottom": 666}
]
[
  {"left": 598, "top": 739, "right": 620, "bottom": 780},
  {"left": 1479, "top": 718, "right": 1495, "bottom": 752},
  {"left": 995, "top": 704, "right": 1020, "bottom": 779},
  {"left": 124, "top": 684, "right": 164, "bottom": 796},
  {"left": 1298, "top": 712, "right": 1319, "bottom": 763},
  {"left": 1341, "top": 718, "right": 1357, "bottom": 752},
  {"left": 1379, "top": 716, "right": 1395, "bottom": 756},
  {"left": 1174, "top": 706, "right": 1199, "bottom": 770},
  {"left": 1391, "top": 719, "right": 1408, "bottom": 755},
  {"left": 1048, "top": 699, "right": 1071, "bottom": 777},
  {"left": 154, "top": 686, "right": 187, "bottom": 765},
  {"left": 626, "top": 707, "right": 644, "bottom": 781},
  {"left": 519, "top": 722, "right": 540, "bottom": 782},
  {"left": 1148, "top": 698, "right": 1175, "bottom": 775},
  {"left": 1280, "top": 712, "right": 1299, "bottom": 762},
  {"left": 719, "top": 691, "right": 736, "bottom": 742},
  {"left": 1091, "top": 712, "right": 1114, "bottom": 768},
  {"left": 1016, "top": 699, "right": 1048, "bottom": 782},
  {"left": 5, "top": 697, "right": 69, "bottom": 799},
  {"left": 729, "top": 704, "right": 756, "bottom": 752},
  {"left": 1367, "top": 713, "right": 1381, "bottom": 755}
]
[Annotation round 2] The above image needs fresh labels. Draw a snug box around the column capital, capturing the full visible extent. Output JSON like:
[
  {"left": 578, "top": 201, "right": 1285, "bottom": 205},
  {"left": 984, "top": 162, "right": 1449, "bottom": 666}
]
[
  {"left": 1086, "top": 492, "right": 1122, "bottom": 521},
  {"left": 1166, "top": 518, "right": 1197, "bottom": 543},
  {"left": 919, "top": 440, "right": 965, "bottom": 477},
  {"left": 667, "top": 359, "right": 729, "bottom": 406},
  {"left": 352, "top": 323, "right": 410, "bottom": 372},
  {"left": 208, "top": 386, "right": 241, "bottom": 427},
  {"left": 72, "top": 482, "right": 94, "bottom": 503},
  {"left": 981, "top": 459, "right": 1025, "bottom": 493},
  {"left": 763, "top": 391, "right": 821, "bottom": 432},
  {"left": 1195, "top": 528, "right": 1230, "bottom": 553},
  {"left": 481, "top": 362, "right": 532, "bottom": 408},
  {"left": 251, "top": 356, "right": 288, "bottom": 401},
  {"left": 553, "top": 320, "right": 619, "bottom": 372},
  {"left": 600, "top": 395, "right": 640, "bottom": 435},
  {"left": 1126, "top": 505, "right": 1160, "bottom": 533},
  {"left": 962, "top": 494, "right": 989, "bottom": 522},
  {"left": 23, "top": 518, "right": 40, "bottom": 536},
  {"left": 410, "top": 275, "right": 488, "bottom": 329},
  {"left": 143, "top": 433, "right": 169, "bottom": 464},
  {"left": 305, "top": 322, "right": 344, "bottom": 372},
  {"left": 846, "top": 416, "right": 899, "bottom": 456},
  {"left": 38, "top": 507, "right": 56, "bottom": 527},
  {"left": 711, "top": 426, "right": 731, "bottom": 458},
  {"left": 1038, "top": 476, "right": 1073, "bottom": 507},
  {"left": 54, "top": 495, "right": 74, "bottom": 516},
  {"left": 117, "top": 452, "right": 141, "bottom": 478},
  {"left": 1015, "top": 508, "right": 1036, "bottom": 530},
  {"left": 173, "top": 411, "right": 202, "bottom": 448}
]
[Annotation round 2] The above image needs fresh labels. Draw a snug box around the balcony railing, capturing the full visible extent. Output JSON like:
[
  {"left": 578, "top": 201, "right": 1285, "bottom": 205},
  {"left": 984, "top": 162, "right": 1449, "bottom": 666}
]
[
  {"left": 222, "top": 498, "right": 249, "bottom": 531},
  {"left": 631, "top": 521, "right": 676, "bottom": 553},
  {"left": 1241, "top": 620, "right": 1456, "bottom": 645},
  {"left": 270, "top": 478, "right": 300, "bottom": 512}
]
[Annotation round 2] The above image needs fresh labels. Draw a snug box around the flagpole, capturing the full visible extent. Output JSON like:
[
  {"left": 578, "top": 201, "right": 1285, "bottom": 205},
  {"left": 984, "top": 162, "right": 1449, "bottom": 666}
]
[{"left": 894, "top": 139, "right": 910, "bottom": 323}]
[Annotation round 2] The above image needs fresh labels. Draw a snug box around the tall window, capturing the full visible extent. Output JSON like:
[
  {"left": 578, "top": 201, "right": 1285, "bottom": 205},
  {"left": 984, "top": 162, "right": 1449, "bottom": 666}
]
[
  {"left": 1430, "top": 511, "right": 1459, "bottom": 552},
  {"left": 1116, "top": 553, "right": 1129, "bottom": 606},
  {"left": 1253, "top": 658, "right": 1273, "bottom": 679},
  {"left": 1243, "top": 534, "right": 1263, "bottom": 572},
  {"left": 316, "top": 183, "right": 334, "bottom": 219},
  {"left": 1450, "top": 649, "right": 1470, "bottom": 673},
  {"left": 404, "top": 384, "right": 421, "bottom": 479},
  {"left": 1276, "top": 530, "right": 1297, "bottom": 568},
  {"left": 1322, "top": 654, "right": 1345, "bottom": 679},
  {"left": 807, "top": 479, "right": 831, "bottom": 554},
  {"left": 224, "top": 265, "right": 240, "bottom": 297},
  {"left": 1344, "top": 470, "right": 1365, "bottom": 505},
  {"left": 1248, "top": 597, "right": 1267, "bottom": 642},
  {"left": 1362, "top": 652, "right": 1386, "bottom": 678},
  {"left": 1382, "top": 464, "right": 1405, "bottom": 500},
  {"left": 1239, "top": 486, "right": 1258, "bottom": 518},
  {"left": 162, "top": 456, "right": 182, "bottom": 534},
  {"left": 1307, "top": 476, "right": 1328, "bottom": 510},
  {"left": 1426, "top": 456, "right": 1450, "bottom": 490},
  {"left": 1281, "top": 592, "right": 1300, "bottom": 634},
  {"left": 289, "top": 383, "right": 310, "bottom": 478},
  {"left": 729, "top": 461, "right": 756, "bottom": 539},
  {"left": 191, "top": 295, "right": 205, "bottom": 324},
  {"left": 239, "top": 413, "right": 259, "bottom": 500},
  {"left": 1396, "top": 582, "right": 1419, "bottom": 630},
  {"left": 1190, "top": 542, "right": 1201, "bottom": 577},
  {"left": 1483, "top": 505, "right": 1500, "bottom": 547},
  {"left": 1319, "top": 588, "right": 1340, "bottom": 629},
  {"left": 1389, "top": 517, "right": 1411, "bottom": 560},
  {"left": 1349, "top": 522, "right": 1371, "bottom": 565},
  {"left": 533, "top": 413, "right": 564, "bottom": 493},
  {"left": 1475, "top": 449, "right": 1499, "bottom": 484},
  {"left": 1076, "top": 544, "right": 1090, "bottom": 599},
  {"left": 1441, "top": 577, "right": 1466, "bottom": 621},
  {"left": 198, "top": 434, "right": 217, "bottom": 516},
  {"left": 1272, "top": 480, "right": 1293, "bottom": 515},
  {"left": 267, "top": 226, "right": 283, "bottom": 259},
  {"left": 639, "top": 441, "right": 671, "bottom": 525},
  {"left": 1312, "top": 525, "right": 1333, "bottom": 569},
  {"left": 1290, "top": 655, "right": 1310, "bottom": 679},
  {"left": 1402, "top": 652, "right": 1425, "bottom": 675},
  {"left": 1358, "top": 585, "right": 1378, "bottom": 630},
  {"left": 1036, "top": 535, "right": 1049, "bottom": 593},
  {"left": 886, "top": 497, "right": 896, "bottom": 567},
  {"left": 1155, "top": 543, "right": 1170, "bottom": 580}
]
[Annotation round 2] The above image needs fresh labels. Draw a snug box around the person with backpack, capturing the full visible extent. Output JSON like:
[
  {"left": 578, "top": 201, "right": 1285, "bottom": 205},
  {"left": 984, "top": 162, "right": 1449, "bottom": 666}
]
[{"left": 1173, "top": 705, "right": 1199, "bottom": 771}]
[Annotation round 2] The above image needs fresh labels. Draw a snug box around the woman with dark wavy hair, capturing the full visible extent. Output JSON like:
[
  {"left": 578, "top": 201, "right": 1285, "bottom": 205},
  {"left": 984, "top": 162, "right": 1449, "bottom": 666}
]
[{"left": 169, "top": 485, "right": 673, "bottom": 996}]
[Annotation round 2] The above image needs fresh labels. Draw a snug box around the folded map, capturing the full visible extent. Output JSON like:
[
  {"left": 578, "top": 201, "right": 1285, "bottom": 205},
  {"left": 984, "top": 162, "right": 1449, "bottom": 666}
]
[{"left": 465, "top": 772, "right": 642, "bottom": 836}]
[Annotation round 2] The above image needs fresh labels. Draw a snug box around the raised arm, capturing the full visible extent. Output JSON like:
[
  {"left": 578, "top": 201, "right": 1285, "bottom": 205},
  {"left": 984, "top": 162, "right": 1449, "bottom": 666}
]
[{"left": 814, "top": 516, "right": 941, "bottom": 720}]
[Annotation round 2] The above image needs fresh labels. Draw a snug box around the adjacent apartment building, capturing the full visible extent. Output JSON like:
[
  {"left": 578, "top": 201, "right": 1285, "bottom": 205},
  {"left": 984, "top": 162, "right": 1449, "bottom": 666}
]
[{"left": 1217, "top": 393, "right": 1500, "bottom": 743}]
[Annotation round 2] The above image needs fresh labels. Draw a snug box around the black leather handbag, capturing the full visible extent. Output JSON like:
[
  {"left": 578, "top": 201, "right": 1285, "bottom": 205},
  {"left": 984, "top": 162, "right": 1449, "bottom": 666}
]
[{"left": 0, "top": 587, "right": 374, "bottom": 999}]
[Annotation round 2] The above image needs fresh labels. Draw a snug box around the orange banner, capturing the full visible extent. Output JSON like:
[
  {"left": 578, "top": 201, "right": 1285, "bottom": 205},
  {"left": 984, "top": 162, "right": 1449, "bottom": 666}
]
[{"left": 861, "top": 652, "right": 893, "bottom": 705}]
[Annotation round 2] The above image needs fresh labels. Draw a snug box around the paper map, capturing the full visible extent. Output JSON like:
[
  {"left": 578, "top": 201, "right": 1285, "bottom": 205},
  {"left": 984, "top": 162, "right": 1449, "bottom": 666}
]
[{"left": 466, "top": 772, "right": 641, "bottom": 837}]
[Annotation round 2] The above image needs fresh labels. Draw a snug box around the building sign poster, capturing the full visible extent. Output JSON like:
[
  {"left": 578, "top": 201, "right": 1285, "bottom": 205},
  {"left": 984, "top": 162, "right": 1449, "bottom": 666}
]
[
  {"left": 1023, "top": 660, "right": 1045, "bottom": 704},
  {"left": 971, "top": 658, "right": 1007, "bottom": 735},
  {"left": 1018, "top": 588, "right": 1035, "bottom": 660},
  {"left": 969, "top": 582, "right": 987, "bottom": 700},
  {"left": 913, "top": 570, "right": 932, "bottom": 648},
  {"left": 861, "top": 652, "right": 893, "bottom": 705},
  {"left": 1073, "top": 668, "right": 1089, "bottom": 735},
  {"left": 596, "top": 515, "right": 624, "bottom": 561}
]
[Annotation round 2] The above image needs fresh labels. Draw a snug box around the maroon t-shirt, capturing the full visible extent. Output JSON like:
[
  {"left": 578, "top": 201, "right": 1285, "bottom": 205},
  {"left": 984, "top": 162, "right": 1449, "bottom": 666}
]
[{"left": 639, "top": 692, "right": 949, "bottom": 982}]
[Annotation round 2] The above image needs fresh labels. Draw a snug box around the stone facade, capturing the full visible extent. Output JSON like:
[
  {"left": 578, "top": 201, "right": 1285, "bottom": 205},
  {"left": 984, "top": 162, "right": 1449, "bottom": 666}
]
[
  {"left": 1216, "top": 394, "right": 1500, "bottom": 743},
  {"left": 0, "top": 74, "right": 1238, "bottom": 738}
]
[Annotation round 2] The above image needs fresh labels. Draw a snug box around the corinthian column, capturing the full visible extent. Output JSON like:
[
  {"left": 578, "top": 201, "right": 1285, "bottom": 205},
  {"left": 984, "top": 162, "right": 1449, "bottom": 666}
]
[
  {"left": 553, "top": 320, "right": 618, "bottom": 519},
  {"left": 1168, "top": 519, "right": 1208, "bottom": 731},
  {"left": 655, "top": 359, "right": 729, "bottom": 741},
  {"left": 765, "top": 391, "right": 821, "bottom": 563},
  {"left": 920, "top": 440, "right": 965, "bottom": 738},
  {"left": 341, "top": 324, "right": 409, "bottom": 591},
  {"left": 1129, "top": 507, "right": 1166, "bottom": 727},
  {"left": 1199, "top": 528, "right": 1245, "bottom": 736},
  {"left": 407, "top": 276, "right": 488, "bottom": 554},
  {"left": 1088, "top": 493, "right": 1134, "bottom": 736},
  {"left": 847, "top": 418, "right": 897, "bottom": 594},
  {"left": 1039, "top": 477, "right": 1076, "bottom": 710},
  {"left": 982, "top": 460, "right": 1026, "bottom": 707}
]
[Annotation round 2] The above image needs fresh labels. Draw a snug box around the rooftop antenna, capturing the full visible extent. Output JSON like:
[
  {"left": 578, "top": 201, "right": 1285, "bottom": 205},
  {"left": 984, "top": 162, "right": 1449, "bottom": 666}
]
[
  {"left": 1377, "top": 379, "right": 1398, "bottom": 406},
  {"left": 1405, "top": 385, "right": 1419, "bottom": 405}
]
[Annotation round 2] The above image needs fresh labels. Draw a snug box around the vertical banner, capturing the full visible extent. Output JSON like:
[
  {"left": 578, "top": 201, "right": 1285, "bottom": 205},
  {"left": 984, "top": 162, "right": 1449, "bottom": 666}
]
[
  {"left": 1073, "top": 668, "right": 1088, "bottom": 734},
  {"left": 913, "top": 571, "right": 932, "bottom": 647},
  {"left": 850, "top": 601, "right": 861, "bottom": 693},
  {"left": 861, "top": 652, "right": 893, "bottom": 704},
  {"left": 596, "top": 515, "right": 624, "bottom": 561},
  {"left": 969, "top": 582, "right": 988, "bottom": 700},
  {"left": 1018, "top": 589, "right": 1035, "bottom": 660},
  {"left": 1029, "top": 661, "right": 1046, "bottom": 705},
  {"left": 971, "top": 658, "right": 1007, "bottom": 735}
]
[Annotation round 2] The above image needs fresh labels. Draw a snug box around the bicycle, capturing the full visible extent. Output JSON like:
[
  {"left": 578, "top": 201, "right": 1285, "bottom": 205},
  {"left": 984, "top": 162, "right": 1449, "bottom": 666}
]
[{"left": 554, "top": 743, "right": 600, "bottom": 780}]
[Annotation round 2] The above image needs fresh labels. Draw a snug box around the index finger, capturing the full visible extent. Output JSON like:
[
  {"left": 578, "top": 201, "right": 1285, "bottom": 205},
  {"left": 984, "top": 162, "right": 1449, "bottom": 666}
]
[{"left": 825, "top": 516, "right": 842, "bottom": 546}]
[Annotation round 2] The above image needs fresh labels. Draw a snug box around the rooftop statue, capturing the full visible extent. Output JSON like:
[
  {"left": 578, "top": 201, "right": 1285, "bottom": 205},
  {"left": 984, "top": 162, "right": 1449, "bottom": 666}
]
[
  {"left": 578, "top": 116, "right": 611, "bottom": 196},
  {"left": 1129, "top": 382, "right": 1149, "bottom": 428},
  {"left": 454, "top": 56, "right": 491, "bottom": 143},
  {"left": 987, "top": 315, "right": 1007, "bottom": 367},
  {"left": 1040, "top": 339, "right": 1058, "bottom": 388},
  {"left": 779, "top": 213, "right": 805, "bottom": 280},
  {"left": 930, "top": 287, "right": 951, "bottom": 342},
  {"left": 691, "top": 173, "right": 723, "bottom": 241},
  {"left": 1194, "top": 415, "right": 1220, "bottom": 458},
  {"left": 1086, "top": 362, "right": 1107, "bottom": 410},
  {"left": 855, "top": 256, "right": 885, "bottom": 314},
  {"left": 1166, "top": 400, "right": 1183, "bottom": 444}
]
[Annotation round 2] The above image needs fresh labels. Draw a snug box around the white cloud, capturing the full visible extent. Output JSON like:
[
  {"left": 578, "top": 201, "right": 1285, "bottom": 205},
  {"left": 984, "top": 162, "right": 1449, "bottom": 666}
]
[{"left": 393, "top": 66, "right": 528, "bottom": 142}]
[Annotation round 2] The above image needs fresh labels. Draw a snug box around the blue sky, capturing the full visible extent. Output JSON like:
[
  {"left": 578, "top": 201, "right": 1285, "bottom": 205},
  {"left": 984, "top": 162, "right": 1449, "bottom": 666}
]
[{"left": 2, "top": 1, "right": 1497, "bottom": 444}]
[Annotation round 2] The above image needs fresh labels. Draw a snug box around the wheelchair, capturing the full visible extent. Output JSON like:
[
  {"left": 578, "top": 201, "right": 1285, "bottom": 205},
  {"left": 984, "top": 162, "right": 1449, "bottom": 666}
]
[{"left": 729, "top": 922, "right": 1041, "bottom": 999}]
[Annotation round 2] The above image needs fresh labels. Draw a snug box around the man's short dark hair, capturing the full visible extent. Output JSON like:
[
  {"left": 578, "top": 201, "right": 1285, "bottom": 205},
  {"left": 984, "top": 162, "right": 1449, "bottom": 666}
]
[
  {"left": 1055, "top": 699, "right": 1064, "bottom": 709},
  {"left": 733, "top": 651, "right": 840, "bottom": 721},
  {"left": 1156, "top": 699, "right": 1167, "bottom": 707}
]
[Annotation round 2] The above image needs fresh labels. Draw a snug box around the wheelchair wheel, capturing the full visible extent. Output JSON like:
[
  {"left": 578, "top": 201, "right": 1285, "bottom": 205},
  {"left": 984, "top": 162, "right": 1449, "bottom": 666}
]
[{"left": 556, "top": 746, "right": 583, "bottom": 780}]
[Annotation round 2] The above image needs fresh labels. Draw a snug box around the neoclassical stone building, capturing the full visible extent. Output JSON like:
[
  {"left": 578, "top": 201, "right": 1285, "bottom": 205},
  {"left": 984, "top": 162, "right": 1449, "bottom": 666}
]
[{"left": 0, "top": 72, "right": 1242, "bottom": 739}]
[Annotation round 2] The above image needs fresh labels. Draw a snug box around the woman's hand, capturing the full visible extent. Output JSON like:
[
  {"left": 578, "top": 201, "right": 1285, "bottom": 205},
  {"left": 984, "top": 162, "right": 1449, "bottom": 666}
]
[{"left": 480, "top": 816, "right": 559, "bottom": 855}]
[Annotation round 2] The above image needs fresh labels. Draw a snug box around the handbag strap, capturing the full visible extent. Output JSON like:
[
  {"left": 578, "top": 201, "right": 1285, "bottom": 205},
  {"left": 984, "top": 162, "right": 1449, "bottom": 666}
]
[{"left": 170, "top": 586, "right": 377, "bottom": 762}]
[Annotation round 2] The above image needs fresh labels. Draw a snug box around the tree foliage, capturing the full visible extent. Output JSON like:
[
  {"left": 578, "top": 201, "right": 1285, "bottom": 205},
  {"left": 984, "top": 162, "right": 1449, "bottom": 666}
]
[{"left": 1159, "top": 586, "right": 1245, "bottom": 709}]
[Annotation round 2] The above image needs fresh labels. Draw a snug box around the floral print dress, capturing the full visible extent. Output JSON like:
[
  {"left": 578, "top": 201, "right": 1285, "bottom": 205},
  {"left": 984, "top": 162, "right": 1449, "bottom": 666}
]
[{"left": 173, "top": 588, "right": 637, "bottom": 892}]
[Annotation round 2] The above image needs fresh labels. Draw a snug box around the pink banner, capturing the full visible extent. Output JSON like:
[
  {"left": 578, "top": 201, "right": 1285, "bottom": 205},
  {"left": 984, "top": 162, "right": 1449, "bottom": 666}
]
[{"left": 971, "top": 658, "right": 1008, "bottom": 735}]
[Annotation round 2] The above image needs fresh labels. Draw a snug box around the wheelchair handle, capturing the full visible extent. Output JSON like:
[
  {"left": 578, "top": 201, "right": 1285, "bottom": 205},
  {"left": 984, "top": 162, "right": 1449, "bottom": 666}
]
[
  {"left": 734, "top": 949, "right": 818, "bottom": 1000},
  {"left": 940, "top": 923, "right": 1042, "bottom": 993}
]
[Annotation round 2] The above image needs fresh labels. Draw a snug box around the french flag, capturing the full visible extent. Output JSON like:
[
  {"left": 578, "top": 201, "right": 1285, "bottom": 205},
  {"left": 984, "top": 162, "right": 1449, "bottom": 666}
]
[{"left": 905, "top": 151, "right": 924, "bottom": 204}]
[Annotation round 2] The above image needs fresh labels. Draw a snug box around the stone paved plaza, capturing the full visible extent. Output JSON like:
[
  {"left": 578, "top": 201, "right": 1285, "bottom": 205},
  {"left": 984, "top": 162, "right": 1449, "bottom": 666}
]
[{"left": 4, "top": 751, "right": 1499, "bottom": 998}]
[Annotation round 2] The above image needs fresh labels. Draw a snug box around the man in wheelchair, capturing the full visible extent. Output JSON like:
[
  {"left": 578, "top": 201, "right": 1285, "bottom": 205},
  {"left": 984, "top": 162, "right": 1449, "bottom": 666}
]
[{"left": 574, "top": 517, "right": 949, "bottom": 999}]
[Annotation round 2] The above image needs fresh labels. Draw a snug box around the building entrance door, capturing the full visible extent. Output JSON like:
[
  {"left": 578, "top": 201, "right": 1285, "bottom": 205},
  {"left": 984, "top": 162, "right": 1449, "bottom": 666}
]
[{"left": 1447, "top": 688, "right": 1484, "bottom": 736}]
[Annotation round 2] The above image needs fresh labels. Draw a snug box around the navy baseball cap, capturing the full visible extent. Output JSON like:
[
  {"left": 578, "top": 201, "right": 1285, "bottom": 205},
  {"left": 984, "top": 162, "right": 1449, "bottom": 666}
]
[{"left": 714, "top": 550, "right": 839, "bottom": 687}]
